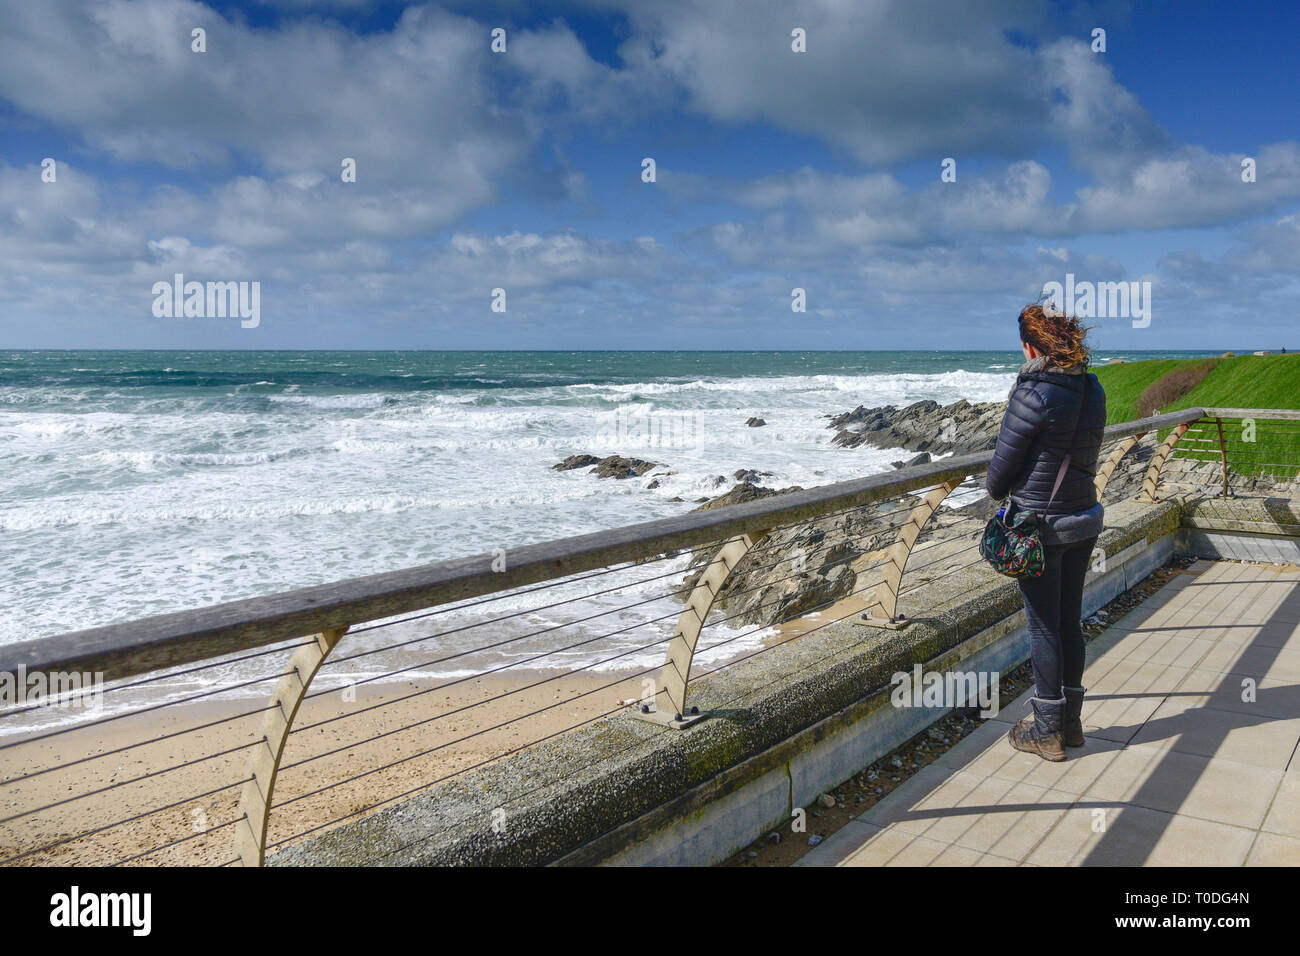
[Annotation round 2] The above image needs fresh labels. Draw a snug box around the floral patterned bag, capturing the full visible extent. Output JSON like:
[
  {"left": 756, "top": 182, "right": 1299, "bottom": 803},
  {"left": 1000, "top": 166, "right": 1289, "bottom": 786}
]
[
  {"left": 979, "top": 500, "right": 1048, "bottom": 578},
  {"left": 979, "top": 377, "right": 1089, "bottom": 579}
]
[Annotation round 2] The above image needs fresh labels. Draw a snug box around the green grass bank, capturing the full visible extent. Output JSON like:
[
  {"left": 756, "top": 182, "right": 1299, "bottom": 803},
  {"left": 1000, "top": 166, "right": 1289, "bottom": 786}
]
[{"left": 1093, "top": 352, "right": 1300, "bottom": 423}]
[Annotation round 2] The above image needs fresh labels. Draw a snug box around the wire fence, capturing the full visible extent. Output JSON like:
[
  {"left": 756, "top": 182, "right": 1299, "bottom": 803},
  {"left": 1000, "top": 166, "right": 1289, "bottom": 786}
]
[
  {"left": 3, "top": 406, "right": 1287, "bottom": 867},
  {"left": 1165, "top": 413, "right": 1300, "bottom": 488}
]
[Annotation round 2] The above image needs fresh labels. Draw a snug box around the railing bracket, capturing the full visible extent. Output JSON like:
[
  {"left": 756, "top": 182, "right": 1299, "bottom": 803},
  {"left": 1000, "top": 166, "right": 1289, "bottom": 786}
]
[
  {"left": 1137, "top": 422, "right": 1191, "bottom": 503},
  {"left": 854, "top": 611, "right": 910, "bottom": 630},
  {"left": 851, "top": 478, "right": 961, "bottom": 627},
  {"left": 630, "top": 702, "right": 707, "bottom": 729},
  {"left": 649, "top": 527, "right": 772, "bottom": 728}
]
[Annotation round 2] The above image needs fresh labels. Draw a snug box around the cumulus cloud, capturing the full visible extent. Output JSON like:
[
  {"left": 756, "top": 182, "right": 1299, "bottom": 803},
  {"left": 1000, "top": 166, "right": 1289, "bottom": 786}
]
[
  {"left": 0, "top": 0, "right": 1298, "bottom": 347},
  {"left": 1039, "top": 37, "right": 1171, "bottom": 179},
  {"left": 1074, "top": 142, "right": 1300, "bottom": 232},
  {"left": 0, "top": 1, "right": 532, "bottom": 226},
  {"left": 610, "top": 0, "right": 1050, "bottom": 164}
]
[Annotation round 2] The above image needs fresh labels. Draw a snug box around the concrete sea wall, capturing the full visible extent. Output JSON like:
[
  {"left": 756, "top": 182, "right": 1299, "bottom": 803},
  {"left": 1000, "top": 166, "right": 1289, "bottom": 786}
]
[{"left": 272, "top": 492, "right": 1282, "bottom": 867}]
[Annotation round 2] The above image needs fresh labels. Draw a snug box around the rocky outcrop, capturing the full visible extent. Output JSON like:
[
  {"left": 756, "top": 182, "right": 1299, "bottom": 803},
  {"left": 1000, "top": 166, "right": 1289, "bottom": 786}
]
[
  {"left": 552, "top": 454, "right": 600, "bottom": 471},
  {"left": 680, "top": 487, "right": 998, "bottom": 626},
  {"left": 690, "top": 481, "right": 803, "bottom": 513},
  {"left": 746, "top": 417, "right": 767, "bottom": 427},
  {"left": 828, "top": 399, "right": 1005, "bottom": 455},
  {"left": 890, "top": 453, "right": 932, "bottom": 469},
  {"left": 552, "top": 454, "right": 661, "bottom": 479},
  {"left": 681, "top": 436, "right": 1171, "bottom": 630},
  {"left": 594, "top": 456, "right": 661, "bottom": 479}
]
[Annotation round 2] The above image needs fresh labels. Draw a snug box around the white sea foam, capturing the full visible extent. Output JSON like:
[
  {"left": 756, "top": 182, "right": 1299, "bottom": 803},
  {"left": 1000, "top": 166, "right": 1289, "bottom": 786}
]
[{"left": 0, "top": 363, "right": 1015, "bottom": 707}]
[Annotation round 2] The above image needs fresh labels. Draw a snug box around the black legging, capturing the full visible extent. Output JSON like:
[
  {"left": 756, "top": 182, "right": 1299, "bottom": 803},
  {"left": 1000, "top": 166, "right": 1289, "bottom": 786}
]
[{"left": 1017, "top": 535, "right": 1098, "bottom": 698}]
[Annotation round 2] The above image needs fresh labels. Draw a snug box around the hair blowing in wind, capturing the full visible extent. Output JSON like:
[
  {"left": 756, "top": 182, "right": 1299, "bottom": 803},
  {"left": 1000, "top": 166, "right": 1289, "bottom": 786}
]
[{"left": 1019, "top": 304, "right": 1093, "bottom": 369}]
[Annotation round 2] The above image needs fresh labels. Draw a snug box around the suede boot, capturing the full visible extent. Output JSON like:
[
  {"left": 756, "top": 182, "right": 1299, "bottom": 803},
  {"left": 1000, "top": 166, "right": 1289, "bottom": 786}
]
[
  {"left": 1007, "top": 695, "right": 1066, "bottom": 762},
  {"left": 1062, "top": 685, "right": 1086, "bottom": 748}
]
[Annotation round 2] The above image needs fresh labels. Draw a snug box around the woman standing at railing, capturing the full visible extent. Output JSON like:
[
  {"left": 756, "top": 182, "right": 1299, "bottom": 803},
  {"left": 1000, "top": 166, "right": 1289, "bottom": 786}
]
[{"left": 986, "top": 303, "right": 1107, "bottom": 761}]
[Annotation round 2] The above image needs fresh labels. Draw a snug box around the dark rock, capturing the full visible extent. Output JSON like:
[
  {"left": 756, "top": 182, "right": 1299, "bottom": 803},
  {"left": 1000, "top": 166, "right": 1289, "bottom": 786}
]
[
  {"left": 746, "top": 417, "right": 767, "bottom": 427},
  {"left": 553, "top": 453, "right": 661, "bottom": 479},
  {"left": 829, "top": 398, "right": 1004, "bottom": 455},
  {"left": 690, "top": 481, "right": 803, "bottom": 513},
  {"left": 552, "top": 454, "right": 600, "bottom": 471},
  {"left": 592, "top": 456, "right": 660, "bottom": 479},
  {"left": 890, "top": 452, "right": 932, "bottom": 469}
]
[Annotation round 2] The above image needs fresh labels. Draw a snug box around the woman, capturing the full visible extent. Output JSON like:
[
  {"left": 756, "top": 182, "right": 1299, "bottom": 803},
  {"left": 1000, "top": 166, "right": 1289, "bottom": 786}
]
[{"left": 986, "top": 303, "right": 1107, "bottom": 761}]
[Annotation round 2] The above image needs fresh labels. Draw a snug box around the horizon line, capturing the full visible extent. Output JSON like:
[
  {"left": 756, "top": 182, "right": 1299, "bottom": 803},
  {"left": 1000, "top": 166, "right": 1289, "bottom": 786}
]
[{"left": 0, "top": 347, "right": 1264, "bottom": 354}]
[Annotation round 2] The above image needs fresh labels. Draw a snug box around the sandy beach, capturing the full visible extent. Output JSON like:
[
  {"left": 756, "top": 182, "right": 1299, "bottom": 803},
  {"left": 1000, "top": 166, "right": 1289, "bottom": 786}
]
[{"left": 0, "top": 664, "right": 661, "bottom": 866}]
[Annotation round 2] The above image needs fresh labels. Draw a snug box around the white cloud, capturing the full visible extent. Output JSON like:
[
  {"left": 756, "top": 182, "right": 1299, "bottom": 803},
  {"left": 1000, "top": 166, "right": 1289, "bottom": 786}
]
[
  {"left": 613, "top": 0, "right": 1049, "bottom": 164},
  {"left": 1, "top": 0, "right": 1298, "bottom": 347}
]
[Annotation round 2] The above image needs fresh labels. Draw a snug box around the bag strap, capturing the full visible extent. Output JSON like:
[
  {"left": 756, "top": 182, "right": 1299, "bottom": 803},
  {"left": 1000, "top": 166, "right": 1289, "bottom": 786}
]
[{"left": 1044, "top": 374, "right": 1090, "bottom": 512}]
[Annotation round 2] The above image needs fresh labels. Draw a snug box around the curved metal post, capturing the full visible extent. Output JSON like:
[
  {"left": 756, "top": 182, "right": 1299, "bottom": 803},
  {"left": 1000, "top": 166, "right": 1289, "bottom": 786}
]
[
  {"left": 638, "top": 529, "right": 769, "bottom": 728},
  {"left": 1137, "top": 423, "right": 1190, "bottom": 502},
  {"left": 1094, "top": 433, "right": 1144, "bottom": 497},
  {"left": 233, "top": 626, "right": 348, "bottom": 866},
  {"left": 857, "top": 480, "right": 960, "bottom": 627}
]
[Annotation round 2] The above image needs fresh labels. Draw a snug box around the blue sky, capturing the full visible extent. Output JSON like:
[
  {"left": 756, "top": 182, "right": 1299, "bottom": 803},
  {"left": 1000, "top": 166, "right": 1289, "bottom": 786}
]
[{"left": 1, "top": 0, "right": 1297, "bottom": 350}]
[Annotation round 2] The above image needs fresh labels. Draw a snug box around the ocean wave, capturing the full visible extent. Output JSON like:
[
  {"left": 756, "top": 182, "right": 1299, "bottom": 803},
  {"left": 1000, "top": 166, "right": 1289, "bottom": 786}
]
[
  {"left": 267, "top": 392, "right": 398, "bottom": 409},
  {"left": 0, "top": 483, "right": 609, "bottom": 532},
  {"left": 80, "top": 447, "right": 310, "bottom": 470},
  {"left": 1, "top": 352, "right": 1038, "bottom": 663},
  {"left": 559, "top": 369, "right": 1012, "bottom": 397}
]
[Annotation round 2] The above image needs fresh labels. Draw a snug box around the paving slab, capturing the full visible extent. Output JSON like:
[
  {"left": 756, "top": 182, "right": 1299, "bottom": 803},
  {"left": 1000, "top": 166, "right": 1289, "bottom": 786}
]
[
  {"left": 1245, "top": 832, "right": 1300, "bottom": 865},
  {"left": 800, "top": 559, "right": 1300, "bottom": 867}
]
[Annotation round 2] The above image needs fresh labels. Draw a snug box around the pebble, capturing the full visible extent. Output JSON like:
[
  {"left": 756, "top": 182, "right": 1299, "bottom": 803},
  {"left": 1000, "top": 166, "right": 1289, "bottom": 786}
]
[
  {"left": 808, "top": 835, "right": 823, "bottom": 847},
  {"left": 817, "top": 793, "right": 836, "bottom": 808}
]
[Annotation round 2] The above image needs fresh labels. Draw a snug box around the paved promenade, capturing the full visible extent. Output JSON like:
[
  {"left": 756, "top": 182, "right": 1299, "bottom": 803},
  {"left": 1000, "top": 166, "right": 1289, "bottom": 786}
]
[{"left": 799, "top": 559, "right": 1300, "bottom": 866}]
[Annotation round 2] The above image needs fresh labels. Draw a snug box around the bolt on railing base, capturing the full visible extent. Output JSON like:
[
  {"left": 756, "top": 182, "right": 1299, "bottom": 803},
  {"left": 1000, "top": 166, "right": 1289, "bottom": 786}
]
[
  {"left": 854, "top": 611, "right": 911, "bottom": 630},
  {"left": 630, "top": 702, "right": 707, "bottom": 729}
]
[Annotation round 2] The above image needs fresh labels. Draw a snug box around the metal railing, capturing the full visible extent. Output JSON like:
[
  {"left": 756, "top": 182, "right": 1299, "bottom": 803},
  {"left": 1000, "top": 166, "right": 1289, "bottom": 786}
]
[{"left": 1, "top": 405, "right": 1293, "bottom": 867}]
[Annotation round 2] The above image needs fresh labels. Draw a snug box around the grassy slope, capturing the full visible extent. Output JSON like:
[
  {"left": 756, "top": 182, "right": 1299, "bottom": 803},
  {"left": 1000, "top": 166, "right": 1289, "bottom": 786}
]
[{"left": 1093, "top": 353, "right": 1300, "bottom": 424}]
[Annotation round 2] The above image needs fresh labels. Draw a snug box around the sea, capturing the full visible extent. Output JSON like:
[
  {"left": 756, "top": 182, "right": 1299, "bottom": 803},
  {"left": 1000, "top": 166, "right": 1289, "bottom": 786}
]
[{"left": 0, "top": 349, "right": 1224, "bottom": 721}]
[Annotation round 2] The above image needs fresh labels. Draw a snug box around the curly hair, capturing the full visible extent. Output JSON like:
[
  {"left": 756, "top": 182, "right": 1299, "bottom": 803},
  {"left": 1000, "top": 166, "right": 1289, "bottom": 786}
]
[{"left": 1018, "top": 302, "right": 1093, "bottom": 369}]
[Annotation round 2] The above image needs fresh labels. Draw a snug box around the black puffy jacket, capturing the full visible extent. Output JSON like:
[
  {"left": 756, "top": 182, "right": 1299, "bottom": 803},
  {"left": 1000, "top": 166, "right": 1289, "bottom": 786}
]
[{"left": 985, "top": 368, "right": 1107, "bottom": 515}]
